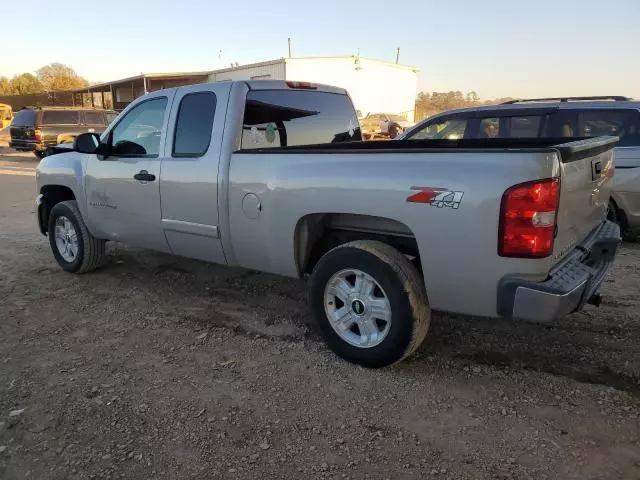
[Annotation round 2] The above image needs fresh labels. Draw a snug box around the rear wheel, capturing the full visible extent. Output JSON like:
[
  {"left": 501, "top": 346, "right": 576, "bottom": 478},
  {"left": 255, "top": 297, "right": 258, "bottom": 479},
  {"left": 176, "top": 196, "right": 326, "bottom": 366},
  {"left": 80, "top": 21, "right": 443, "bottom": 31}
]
[
  {"left": 309, "top": 240, "right": 430, "bottom": 368},
  {"left": 607, "top": 200, "right": 619, "bottom": 224},
  {"left": 48, "top": 200, "right": 106, "bottom": 273}
]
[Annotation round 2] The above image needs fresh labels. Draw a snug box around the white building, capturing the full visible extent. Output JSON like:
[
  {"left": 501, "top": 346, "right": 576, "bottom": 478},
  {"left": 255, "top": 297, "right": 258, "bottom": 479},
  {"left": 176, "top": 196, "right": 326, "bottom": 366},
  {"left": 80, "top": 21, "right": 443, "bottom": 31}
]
[{"left": 209, "top": 56, "right": 419, "bottom": 122}]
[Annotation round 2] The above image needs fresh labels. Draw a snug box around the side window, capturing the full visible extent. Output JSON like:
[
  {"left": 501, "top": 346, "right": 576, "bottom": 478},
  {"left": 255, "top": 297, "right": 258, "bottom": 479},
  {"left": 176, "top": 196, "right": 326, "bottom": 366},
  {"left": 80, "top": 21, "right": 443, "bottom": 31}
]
[
  {"left": 42, "top": 110, "right": 80, "bottom": 125},
  {"left": 173, "top": 92, "right": 217, "bottom": 157},
  {"left": 240, "top": 90, "right": 361, "bottom": 149},
  {"left": 542, "top": 110, "right": 577, "bottom": 137},
  {"left": 111, "top": 97, "right": 167, "bottom": 157},
  {"left": 578, "top": 110, "right": 640, "bottom": 146},
  {"left": 478, "top": 118, "right": 500, "bottom": 138},
  {"left": 409, "top": 118, "right": 468, "bottom": 140},
  {"left": 83, "top": 111, "right": 106, "bottom": 125},
  {"left": 508, "top": 116, "right": 542, "bottom": 137}
]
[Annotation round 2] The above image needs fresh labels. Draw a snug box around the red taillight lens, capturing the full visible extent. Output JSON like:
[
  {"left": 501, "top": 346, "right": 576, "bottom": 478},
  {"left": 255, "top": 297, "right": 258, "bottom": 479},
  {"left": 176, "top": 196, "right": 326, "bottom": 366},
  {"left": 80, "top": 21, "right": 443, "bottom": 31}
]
[
  {"left": 286, "top": 81, "right": 317, "bottom": 89},
  {"left": 34, "top": 129, "right": 42, "bottom": 141},
  {"left": 498, "top": 178, "right": 560, "bottom": 258}
]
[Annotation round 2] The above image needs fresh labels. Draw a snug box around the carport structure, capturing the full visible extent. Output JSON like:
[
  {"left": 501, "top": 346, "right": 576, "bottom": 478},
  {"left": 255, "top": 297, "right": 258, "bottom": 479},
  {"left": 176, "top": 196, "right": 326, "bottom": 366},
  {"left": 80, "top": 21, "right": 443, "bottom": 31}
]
[{"left": 72, "top": 72, "right": 211, "bottom": 111}]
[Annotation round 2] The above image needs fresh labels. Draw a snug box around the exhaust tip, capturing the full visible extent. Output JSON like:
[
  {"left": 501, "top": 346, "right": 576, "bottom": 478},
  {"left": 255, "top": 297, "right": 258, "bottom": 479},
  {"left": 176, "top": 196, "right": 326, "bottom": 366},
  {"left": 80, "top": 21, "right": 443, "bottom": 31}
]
[{"left": 588, "top": 293, "right": 602, "bottom": 307}]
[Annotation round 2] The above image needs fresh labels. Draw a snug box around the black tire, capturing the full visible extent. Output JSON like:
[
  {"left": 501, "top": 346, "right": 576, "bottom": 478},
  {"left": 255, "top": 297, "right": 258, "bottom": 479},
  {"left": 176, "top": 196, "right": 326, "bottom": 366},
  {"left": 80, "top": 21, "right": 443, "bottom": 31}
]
[
  {"left": 48, "top": 200, "right": 106, "bottom": 273},
  {"left": 309, "top": 240, "right": 430, "bottom": 368},
  {"left": 607, "top": 200, "right": 619, "bottom": 224},
  {"left": 34, "top": 151, "right": 44, "bottom": 160}
]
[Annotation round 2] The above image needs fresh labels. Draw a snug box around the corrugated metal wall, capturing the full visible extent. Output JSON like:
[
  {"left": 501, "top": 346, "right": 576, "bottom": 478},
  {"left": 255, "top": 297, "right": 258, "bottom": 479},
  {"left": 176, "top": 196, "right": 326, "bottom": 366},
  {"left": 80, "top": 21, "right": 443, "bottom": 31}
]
[{"left": 209, "top": 61, "right": 286, "bottom": 82}]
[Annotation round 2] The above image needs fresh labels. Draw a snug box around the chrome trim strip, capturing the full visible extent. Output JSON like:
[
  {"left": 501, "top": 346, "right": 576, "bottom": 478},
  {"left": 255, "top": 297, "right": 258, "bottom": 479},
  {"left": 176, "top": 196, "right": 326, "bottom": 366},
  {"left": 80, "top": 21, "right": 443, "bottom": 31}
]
[{"left": 162, "top": 219, "right": 219, "bottom": 239}]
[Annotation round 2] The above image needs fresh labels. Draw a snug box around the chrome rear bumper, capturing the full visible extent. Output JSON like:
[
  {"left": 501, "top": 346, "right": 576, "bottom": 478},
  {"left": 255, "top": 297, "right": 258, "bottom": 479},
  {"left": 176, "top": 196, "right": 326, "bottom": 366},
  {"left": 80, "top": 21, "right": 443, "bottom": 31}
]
[{"left": 498, "top": 220, "right": 621, "bottom": 322}]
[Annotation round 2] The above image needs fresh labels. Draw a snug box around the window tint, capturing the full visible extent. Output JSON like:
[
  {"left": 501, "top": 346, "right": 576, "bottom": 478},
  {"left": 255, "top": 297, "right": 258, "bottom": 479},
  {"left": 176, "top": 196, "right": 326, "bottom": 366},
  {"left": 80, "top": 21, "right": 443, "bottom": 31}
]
[
  {"left": 83, "top": 111, "right": 106, "bottom": 125},
  {"left": 409, "top": 118, "right": 467, "bottom": 140},
  {"left": 173, "top": 92, "right": 216, "bottom": 157},
  {"left": 11, "top": 109, "right": 36, "bottom": 127},
  {"left": 111, "top": 97, "right": 167, "bottom": 157},
  {"left": 42, "top": 110, "right": 80, "bottom": 125},
  {"left": 241, "top": 90, "right": 361, "bottom": 149},
  {"left": 508, "top": 116, "right": 541, "bottom": 137},
  {"left": 479, "top": 118, "right": 500, "bottom": 138},
  {"left": 578, "top": 110, "right": 639, "bottom": 143}
]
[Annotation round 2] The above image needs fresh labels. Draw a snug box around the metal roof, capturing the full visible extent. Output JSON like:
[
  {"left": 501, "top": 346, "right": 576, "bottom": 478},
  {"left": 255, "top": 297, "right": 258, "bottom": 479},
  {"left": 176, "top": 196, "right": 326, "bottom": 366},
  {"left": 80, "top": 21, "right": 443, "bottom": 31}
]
[{"left": 81, "top": 71, "right": 212, "bottom": 91}]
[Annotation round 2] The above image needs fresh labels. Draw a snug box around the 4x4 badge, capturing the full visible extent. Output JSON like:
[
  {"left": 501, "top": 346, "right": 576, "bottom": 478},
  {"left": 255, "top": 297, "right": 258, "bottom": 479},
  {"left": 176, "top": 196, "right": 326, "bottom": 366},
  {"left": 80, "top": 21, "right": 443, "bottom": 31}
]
[{"left": 407, "top": 187, "right": 464, "bottom": 209}]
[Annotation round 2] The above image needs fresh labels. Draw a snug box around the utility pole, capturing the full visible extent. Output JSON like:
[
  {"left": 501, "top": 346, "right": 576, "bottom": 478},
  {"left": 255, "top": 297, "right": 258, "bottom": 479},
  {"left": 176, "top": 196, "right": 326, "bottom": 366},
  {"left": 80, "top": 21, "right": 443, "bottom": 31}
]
[
  {"left": 288, "top": 38, "right": 292, "bottom": 58},
  {"left": 396, "top": 47, "right": 400, "bottom": 64}
]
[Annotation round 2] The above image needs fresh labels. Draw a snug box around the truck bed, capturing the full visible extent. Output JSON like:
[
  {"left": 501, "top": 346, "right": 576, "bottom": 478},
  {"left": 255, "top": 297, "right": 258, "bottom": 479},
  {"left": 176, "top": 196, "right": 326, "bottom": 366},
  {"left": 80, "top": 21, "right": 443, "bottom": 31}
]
[{"left": 240, "top": 136, "right": 618, "bottom": 164}]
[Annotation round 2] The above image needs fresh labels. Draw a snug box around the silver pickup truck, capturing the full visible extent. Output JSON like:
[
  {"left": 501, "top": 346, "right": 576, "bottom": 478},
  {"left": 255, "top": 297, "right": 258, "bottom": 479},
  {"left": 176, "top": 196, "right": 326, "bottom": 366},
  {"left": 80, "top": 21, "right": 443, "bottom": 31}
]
[{"left": 35, "top": 80, "right": 621, "bottom": 367}]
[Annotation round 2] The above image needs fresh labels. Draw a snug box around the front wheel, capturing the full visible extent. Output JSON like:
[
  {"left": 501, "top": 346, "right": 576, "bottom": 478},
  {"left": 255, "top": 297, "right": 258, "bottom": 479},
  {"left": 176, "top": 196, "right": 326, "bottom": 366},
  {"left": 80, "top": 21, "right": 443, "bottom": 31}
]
[
  {"left": 48, "top": 200, "right": 106, "bottom": 273},
  {"left": 309, "top": 240, "right": 430, "bottom": 368}
]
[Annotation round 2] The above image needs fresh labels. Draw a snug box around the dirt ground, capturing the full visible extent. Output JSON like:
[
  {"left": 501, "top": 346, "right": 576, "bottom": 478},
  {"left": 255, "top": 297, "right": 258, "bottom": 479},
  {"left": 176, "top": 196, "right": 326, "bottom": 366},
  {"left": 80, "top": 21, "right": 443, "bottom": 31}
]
[{"left": 1, "top": 152, "right": 639, "bottom": 480}]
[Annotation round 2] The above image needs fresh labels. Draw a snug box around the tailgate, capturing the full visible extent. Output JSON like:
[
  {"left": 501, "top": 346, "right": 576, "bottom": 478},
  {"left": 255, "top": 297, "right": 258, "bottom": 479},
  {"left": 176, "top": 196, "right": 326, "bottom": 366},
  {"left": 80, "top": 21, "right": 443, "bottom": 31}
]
[
  {"left": 552, "top": 136, "right": 618, "bottom": 262},
  {"left": 10, "top": 126, "right": 34, "bottom": 141}
]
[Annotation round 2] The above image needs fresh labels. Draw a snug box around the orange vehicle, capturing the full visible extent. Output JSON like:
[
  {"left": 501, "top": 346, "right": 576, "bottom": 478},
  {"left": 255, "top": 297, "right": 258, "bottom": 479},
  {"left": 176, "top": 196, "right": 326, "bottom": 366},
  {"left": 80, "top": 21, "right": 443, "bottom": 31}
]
[{"left": 0, "top": 103, "right": 12, "bottom": 129}]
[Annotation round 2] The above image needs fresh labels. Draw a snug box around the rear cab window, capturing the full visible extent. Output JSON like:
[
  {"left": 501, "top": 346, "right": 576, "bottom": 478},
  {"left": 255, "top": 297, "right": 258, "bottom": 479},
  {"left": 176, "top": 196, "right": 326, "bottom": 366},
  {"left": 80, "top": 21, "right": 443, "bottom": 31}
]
[
  {"left": 240, "top": 89, "right": 361, "bottom": 149},
  {"left": 42, "top": 110, "right": 80, "bottom": 125},
  {"left": 11, "top": 110, "right": 37, "bottom": 127}
]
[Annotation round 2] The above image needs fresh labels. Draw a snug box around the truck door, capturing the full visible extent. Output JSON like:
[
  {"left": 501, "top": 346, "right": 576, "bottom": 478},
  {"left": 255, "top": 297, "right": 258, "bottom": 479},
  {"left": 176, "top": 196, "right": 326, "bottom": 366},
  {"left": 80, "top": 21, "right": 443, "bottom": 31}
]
[
  {"left": 84, "top": 91, "right": 173, "bottom": 253},
  {"left": 158, "top": 82, "right": 231, "bottom": 264}
]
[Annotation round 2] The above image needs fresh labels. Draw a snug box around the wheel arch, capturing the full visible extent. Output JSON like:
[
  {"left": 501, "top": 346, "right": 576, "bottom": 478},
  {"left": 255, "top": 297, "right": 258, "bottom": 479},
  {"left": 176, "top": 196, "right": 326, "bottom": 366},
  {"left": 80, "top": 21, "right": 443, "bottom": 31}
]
[
  {"left": 38, "top": 185, "right": 77, "bottom": 235},
  {"left": 294, "top": 212, "right": 421, "bottom": 277}
]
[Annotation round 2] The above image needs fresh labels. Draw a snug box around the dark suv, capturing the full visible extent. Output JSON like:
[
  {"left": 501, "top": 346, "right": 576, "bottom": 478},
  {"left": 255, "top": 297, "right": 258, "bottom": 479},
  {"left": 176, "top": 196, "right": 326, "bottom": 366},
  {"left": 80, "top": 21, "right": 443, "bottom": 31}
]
[{"left": 10, "top": 107, "right": 118, "bottom": 158}]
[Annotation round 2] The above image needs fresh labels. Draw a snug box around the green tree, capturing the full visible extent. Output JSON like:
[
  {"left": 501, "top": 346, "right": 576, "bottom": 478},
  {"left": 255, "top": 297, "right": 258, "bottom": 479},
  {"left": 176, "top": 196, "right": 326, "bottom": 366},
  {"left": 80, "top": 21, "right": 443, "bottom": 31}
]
[
  {"left": 9, "top": 73, "right": 43, "bottom": 95},
  {"left": 36, "top": 63, "right": 88, "bottom": 92}
]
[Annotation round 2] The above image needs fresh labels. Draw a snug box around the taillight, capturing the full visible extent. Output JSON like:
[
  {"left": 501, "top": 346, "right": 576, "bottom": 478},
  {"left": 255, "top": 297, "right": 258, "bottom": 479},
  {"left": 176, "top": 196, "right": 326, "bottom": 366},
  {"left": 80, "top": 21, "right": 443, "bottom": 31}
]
[
  {"left": 498, "top": 178, "right": 560, "bottom": 258},
  {"left": 34, "top": 129, "right": 42, "bottom": 141},
  {"left": 286, "top": 81, "right": 317, "bottom": 89}
]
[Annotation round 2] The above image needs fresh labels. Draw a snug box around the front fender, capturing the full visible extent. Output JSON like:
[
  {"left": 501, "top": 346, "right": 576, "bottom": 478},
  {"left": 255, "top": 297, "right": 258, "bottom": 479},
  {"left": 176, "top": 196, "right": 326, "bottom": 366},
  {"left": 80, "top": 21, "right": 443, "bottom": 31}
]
[{"left": 37, "top": 151, "right": 98, "bottom": 235}]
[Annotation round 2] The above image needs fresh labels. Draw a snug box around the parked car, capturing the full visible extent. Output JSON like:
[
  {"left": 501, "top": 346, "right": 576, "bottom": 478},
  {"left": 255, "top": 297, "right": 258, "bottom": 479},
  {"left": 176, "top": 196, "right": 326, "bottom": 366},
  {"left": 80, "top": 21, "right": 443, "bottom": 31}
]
[
  {"left": 0, "top": 103, "right": 13, "bottom": 129},
  {"left": 10, "top": 106, "right": 117, "bottom": 158},
  {"left": 35, "top": 81, "right": 620, "bottom": 367},
  {"left": 400, "top": 96, "right": 640, "bottom": 239},
  {"left": 359, "top": 112, "right": 414, "bottom": 139}
]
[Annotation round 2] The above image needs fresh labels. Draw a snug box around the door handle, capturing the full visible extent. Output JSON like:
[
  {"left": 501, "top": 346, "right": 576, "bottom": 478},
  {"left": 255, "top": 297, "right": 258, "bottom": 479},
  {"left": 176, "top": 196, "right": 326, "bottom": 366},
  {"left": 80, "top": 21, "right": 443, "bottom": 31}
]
[{"left": 133, "top": 170, "right": 156, "bottom": 182}]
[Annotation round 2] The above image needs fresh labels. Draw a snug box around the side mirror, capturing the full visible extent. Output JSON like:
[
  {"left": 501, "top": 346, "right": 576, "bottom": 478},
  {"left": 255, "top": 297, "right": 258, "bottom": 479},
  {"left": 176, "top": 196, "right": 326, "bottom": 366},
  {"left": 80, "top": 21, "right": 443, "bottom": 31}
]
[{"left": 74, "top": 133, "right": 101, "bottom": 154}]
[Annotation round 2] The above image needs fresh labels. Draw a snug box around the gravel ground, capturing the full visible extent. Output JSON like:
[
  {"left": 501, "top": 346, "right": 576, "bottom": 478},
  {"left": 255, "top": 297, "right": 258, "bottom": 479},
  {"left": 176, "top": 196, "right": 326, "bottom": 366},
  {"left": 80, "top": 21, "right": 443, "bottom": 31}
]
[{"left": 0, "top": 154, "right": 639, "bottom": 480}]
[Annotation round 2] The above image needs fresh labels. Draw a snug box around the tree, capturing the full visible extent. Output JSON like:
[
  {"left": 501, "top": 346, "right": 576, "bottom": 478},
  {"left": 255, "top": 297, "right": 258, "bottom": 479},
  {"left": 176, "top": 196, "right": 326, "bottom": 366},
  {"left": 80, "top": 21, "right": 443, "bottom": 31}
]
[
  {"left": 9, "top": 73, "right": 43, "bottom": 95},
  {"left": 36, "top": 63, "right": 88, "bottom": 92},
  {"left": 0, "top": 76, "right": 10, "bottom": 95}
]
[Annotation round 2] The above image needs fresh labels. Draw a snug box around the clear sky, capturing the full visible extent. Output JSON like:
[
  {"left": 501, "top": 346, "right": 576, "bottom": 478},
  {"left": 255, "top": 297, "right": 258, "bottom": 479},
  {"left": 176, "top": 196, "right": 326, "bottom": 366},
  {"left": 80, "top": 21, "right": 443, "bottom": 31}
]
[{"left": 3, "top": 0, "right": 639, "bottom": 100}]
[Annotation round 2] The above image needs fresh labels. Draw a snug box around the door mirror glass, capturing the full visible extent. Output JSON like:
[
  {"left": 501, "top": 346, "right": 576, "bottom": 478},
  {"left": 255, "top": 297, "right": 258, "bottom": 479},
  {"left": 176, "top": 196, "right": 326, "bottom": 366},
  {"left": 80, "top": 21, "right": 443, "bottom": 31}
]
[{"left": 74, "top": 132, "right": 101, "bottom": 154}]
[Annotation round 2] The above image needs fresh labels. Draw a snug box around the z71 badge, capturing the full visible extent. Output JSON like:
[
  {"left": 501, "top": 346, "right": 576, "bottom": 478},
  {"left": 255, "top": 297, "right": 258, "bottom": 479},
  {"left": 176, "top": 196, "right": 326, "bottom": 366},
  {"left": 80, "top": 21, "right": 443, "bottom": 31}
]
[{"left": 407, "top": 187, "right": 464, "bottom": 209}]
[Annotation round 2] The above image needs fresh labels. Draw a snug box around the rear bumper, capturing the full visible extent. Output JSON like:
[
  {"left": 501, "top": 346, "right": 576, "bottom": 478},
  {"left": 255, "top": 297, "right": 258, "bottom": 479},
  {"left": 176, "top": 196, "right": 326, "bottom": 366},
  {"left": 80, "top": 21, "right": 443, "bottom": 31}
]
[
  {"left": 9, "top": 140, "right": 56, "bottom": 152},
  {"left": 10, "top": 140, "right": 41, "bottom": 151},
  {"left": 498, "top": 220, "right": 621, "bottom": 322}
]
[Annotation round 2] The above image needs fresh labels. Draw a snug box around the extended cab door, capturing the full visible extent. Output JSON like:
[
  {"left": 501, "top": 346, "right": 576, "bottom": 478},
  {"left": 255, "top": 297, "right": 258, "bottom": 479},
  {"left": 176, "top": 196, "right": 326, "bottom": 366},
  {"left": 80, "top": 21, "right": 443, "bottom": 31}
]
[
  {"left": 158, "top": 82, "right": 231, "bottom": 264},
  {"left": 84, "top": 91, "right": 174, "bottom": 252}
]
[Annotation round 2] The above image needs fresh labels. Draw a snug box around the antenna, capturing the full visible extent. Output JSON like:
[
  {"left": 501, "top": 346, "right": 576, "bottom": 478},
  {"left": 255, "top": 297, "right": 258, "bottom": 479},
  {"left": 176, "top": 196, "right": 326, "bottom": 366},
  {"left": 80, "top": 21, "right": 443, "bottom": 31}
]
[{"left": 396, "top": 47, "right": 400, "bottom": 64}]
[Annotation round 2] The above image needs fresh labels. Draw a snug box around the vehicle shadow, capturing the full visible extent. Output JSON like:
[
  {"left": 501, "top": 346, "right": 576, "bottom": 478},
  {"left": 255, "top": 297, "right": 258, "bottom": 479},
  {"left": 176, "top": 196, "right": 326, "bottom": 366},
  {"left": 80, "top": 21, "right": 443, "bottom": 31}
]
[{"left": 98, "top": 244, "right": 640, "bottom": 396}]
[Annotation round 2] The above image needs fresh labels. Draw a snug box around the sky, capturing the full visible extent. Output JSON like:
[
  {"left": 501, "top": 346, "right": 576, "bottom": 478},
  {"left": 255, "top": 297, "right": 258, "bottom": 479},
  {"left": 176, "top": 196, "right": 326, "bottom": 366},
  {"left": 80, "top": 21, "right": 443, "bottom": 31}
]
[{"left": 3, "top": 0, "right": 640, "bottom": 100}]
